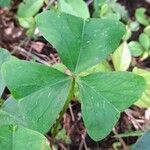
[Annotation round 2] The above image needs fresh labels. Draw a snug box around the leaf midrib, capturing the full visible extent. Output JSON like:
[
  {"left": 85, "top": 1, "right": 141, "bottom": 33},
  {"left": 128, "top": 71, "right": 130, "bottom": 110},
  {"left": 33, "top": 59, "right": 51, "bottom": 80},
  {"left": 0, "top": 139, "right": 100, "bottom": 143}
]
[
  {"left": 79, "top": 83, "right": 101, "bottom": 131},
  {"left": 74, "top": 20, "right": 86, "bottom": 73}
]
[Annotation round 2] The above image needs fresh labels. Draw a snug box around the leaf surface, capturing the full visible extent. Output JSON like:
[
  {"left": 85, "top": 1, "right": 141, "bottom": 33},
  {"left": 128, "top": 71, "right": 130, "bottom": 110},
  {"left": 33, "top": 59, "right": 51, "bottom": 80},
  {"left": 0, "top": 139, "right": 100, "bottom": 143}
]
[
  {"left": 133, "top": 67, "right": 150, "bottom": 108},
  {"left": 58, "top": 0, "right": 89, "bottom": 19},
  {"left": 0, "top": 125, "right": 51, "bottom": 150},
  {"left": 112, "top": 42, "right": 131, "bottom": 71},
  {"left": 2, "top": 60, "right": 72, "bottom": 133},
  {"left": 139, "top": 33, "right": 150, "bottom": 50},
  {"left": 128, "top": 41, "right": 143, "bottom": 57},
  {"left": 0, "top": 48, "right": 11, "bottom": 96},
  {"left": 77, "top": 72, "right": 145, "bottom": 140},
  {"left": 17, "top": 0, "right": 44, "bottom": 18},
  {"left": 36, "top": 11, "right": 125, "bottom": 74},
  {"left": 135, "top": 8, "right": 149, "bottom": 26},
  {"left": 0, "top": 98, "right": 24, "bottom": 126}
]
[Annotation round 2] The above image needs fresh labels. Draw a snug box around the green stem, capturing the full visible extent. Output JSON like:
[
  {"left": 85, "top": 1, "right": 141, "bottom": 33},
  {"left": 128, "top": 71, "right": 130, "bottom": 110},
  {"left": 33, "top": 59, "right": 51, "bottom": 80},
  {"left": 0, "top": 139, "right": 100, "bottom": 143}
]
[{"left": 51, "top": 78, "right": 75, "bottom": 142}]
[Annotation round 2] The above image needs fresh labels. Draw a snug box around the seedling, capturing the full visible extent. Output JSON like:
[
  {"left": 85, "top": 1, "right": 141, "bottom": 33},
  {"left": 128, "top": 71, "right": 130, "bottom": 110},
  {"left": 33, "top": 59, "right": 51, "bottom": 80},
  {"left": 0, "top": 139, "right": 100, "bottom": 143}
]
[
  {"left": 17, "top": 0, "right": 45, "bottom": 36},
  {"left": 0, "top": 11, "right": 146, "bottom": 148},
  {"left": 128, "top": 26, "right": 150, "bottom": 58},
  {"left": 93, "top": 0, "right": 128, "bottom": 22}
]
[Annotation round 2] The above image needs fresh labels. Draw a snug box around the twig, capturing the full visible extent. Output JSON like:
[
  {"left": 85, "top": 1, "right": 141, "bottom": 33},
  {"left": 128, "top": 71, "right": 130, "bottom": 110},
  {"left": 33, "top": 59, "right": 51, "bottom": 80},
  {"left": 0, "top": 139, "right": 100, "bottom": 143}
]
[
  {"left": 13, "top": 46, "right": 51, "bottom": 66},
  {"left": 125, "top": 109, "right": 144, "bottom": 130},
  {"left": 11, "top": 37, "right": 31, "bottom": 54},
  {"left": 58, "top": 143, "right": 67, "bottom": 150},
  {"left": 79, "top": 131, "right": 88, "bottom": 150},
  {"left": 113, "top": 128, "right": 128, "bottom": 150},
  {"left": 44, "top": 0, "right": 56, "bottom": 11},
  {"left": 69, "top": 104, "right": 75, "bottom": 122},
  {"left": 87, "top": 0, "right": 93, "bottom": 6}
]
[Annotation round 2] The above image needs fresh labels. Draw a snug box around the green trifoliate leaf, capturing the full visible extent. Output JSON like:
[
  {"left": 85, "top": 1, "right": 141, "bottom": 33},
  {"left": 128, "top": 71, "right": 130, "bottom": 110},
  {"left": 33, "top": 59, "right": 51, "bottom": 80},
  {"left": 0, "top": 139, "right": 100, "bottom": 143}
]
[
  {"left": 58, "top": 0, "right": 89, "bottom": 19},
  {"left": 133, "top": 129, "right": 150, "bottom": 150},
  {"left": 2, "top": 60, "right": 72, "bottom": 133},
  {"left": 0, "top": 125, "right": 51, "bottom": 150},
  {"left": 135, "top": 8, "right": 149, "bottom": 26},
  {"left": 139, "top": 33, "right": 150, "bottom": 50},
  {"left": 77, "top": 72, "right": 145, "bottom": 141},
  {"left": 0, "top": 48, "right": 11, "bottom": 97},
  {"left": 128, "top": 41, "right": 143, "bottom": 57},
  {"left": 36, "top": 11, "right": 125, "bottom": 74},
  {"left": 133, "top": 67, "right": 150, "bottom": 108},
  {"left": 112, "top": 42, "right": 131, "bottom": 71}
]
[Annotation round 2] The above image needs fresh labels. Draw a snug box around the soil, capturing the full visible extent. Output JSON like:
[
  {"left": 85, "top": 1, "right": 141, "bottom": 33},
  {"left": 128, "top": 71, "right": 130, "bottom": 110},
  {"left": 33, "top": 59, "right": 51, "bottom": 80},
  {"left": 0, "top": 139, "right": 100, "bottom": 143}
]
[{"left": 0, "top": 0, "right": 150, "bottom": 150}]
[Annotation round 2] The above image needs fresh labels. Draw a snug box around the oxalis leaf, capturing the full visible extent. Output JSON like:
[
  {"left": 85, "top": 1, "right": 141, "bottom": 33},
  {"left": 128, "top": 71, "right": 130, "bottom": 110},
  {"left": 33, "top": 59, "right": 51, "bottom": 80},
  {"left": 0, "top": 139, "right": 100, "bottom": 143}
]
[
  {"left": 0, "top": 97, "right": 24, "bottom": 126},
  {"left": 35, "top": 10, "right": 125, "bottom": 74},
  {"left": 0, "top": 48, "right": 11, "bottom": 97},
  {"left": 58, "top": 0, "right": 90, "bottom": 19},
  {"left": 0, "top": 125, "right": 51, "bottom": 150},
  {"left": 135, "top": 8, "right": 149, "bottom": 26},
  {"left": 2, "top": 60, "right": 73, "bottom": 133},
  {"left": 77, "top": 72, "right": 145, "bottom": 141}
]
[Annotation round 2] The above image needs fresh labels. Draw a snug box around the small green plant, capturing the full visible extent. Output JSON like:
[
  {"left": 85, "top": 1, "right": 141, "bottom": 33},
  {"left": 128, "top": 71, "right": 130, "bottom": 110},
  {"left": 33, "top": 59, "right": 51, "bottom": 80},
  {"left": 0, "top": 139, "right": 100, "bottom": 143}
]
[
  {"left": 93, "top": 0, "right": 129, "bottom": 22},
  {"left": 17, "top": 0, "right": 45, "bottom": 36},
  {"left": 128, "top": 8, "right": 150, "bottom": 59},
  {"left": 17, "top": 0, "right": 89, "bottom": 36},
  {"left": 135, "top": 8, "right": 149, "bottom": 26},
  {"left": 128, "top": 26, "right": 150, "bottom": 58},
  {"left": 0, "top": 10, "right": 146, "bottom": 148}
]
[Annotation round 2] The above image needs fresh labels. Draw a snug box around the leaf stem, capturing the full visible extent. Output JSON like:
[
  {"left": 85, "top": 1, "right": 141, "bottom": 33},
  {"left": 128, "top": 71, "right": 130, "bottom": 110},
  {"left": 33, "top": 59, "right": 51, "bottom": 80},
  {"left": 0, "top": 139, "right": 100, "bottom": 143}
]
[{"left": 51, "top": 78, "right": 75, "bottom": 143}]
